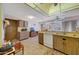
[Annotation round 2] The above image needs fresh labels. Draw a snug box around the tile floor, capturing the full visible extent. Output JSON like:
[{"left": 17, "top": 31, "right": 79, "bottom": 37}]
[{"left": 16, "top": 36, "right": 64, "bottom": 55}]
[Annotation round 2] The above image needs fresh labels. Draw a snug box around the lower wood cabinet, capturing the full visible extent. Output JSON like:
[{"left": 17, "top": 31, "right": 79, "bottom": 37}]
[
  {"left": 30, "top": 31, "right": 38, "bottom": 37},
  {"left": 18, "top": 31, "right": 29, "bottom": 40},
  {"left": 53, "top": 35, "right": 64, "bottom": 52},
  {"left": 38, "top": 33, "right": 44, "bottom": 45},
  {"left": 53, "top": 35, "right": 79, "bottom": 55}
]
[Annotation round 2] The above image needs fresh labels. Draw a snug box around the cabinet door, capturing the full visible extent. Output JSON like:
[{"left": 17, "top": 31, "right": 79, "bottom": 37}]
[
  {"left": 53, "top": 35, "right": 79, "bottom": 55},
  {"left": 19, "top": 21, "right": 28, "bottom": 27},
  {"left": 53, "top": 35, "right": 64, "bottom": 52},
  {"left": 74, "top": 38, "right": 79, "bottom": 55},
  {"left": 64, "top": 37, "right": 78, "bottom": 55},
  {"left": 38, "top": 33, "right": 44, "bottom": 45},
  {"left": 63, "top": 37, "right": 73, "bottom": 54},
  {"left": 25, "top": 21, "right": 28, "bottom": 27},
  {"left": 19, "top": 20, "right": 23, "bottom": 27}
]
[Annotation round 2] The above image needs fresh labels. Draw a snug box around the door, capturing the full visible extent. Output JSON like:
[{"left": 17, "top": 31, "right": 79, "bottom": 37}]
[{"left": 5, "top": 19, "right": 18, "bottom": 41}]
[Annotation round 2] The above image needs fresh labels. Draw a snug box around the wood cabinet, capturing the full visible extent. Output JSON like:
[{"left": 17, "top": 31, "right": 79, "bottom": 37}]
[
  {"left": 18, "top": 20, "right": 29, "bottom": 40},
  {"left": 38, "top": 33, "right": 44, "bottom": 45},
  {"left": 30, "top": 32, "right": 38, "bottom": 37},
  {"left": 53, "top": 35, "right": 79, "bottom": 55},
  {"left": 18, "top": 31, "right": 29, "bottom": 40},
  {"left": 53, "top": 35, "right": 64, "bottom": 52},
  {"left": 18, "top": 20, "right": 28, "bottom": 27}
]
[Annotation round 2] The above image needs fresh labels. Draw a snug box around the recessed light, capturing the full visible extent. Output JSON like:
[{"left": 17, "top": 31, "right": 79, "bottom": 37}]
[{"left": 27, "top": 16, "right": 34, "bottom": 19}]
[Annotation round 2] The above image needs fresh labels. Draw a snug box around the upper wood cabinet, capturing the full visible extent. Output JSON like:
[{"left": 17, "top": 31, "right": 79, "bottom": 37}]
[{"left": 18, "top": 20, "right": 28, "bottom": 27}]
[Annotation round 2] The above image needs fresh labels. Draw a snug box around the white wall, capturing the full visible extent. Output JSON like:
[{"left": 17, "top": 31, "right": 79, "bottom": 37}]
[
  {"left": 52, "top": 20, "right": 63, "bottom": 31},
  {"left": 77, "top": 20, "right": 79, "bottom": 27},
  {"left": 2, "top": 4, "right": 5, "bottom": 46},
  {"left": 40, "top": 20, "right": 63, "bottom": 31},
  {"left": 28, "top": 21, "right": 41, "bottom": 31},
  {"left": 68, "top": 22, "right": 72, "bottom": 32},
  {"left": 3, "top": 3, "right": 48, "bottom": 22},
  {"left": 3, "top": 3, "right": 42, "bottom": 31},
  {"left": 0, "top": 4, "right": 3, "bottom": 47}
]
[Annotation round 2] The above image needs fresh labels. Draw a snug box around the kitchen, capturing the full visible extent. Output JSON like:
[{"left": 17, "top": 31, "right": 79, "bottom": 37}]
[{"left": 1, "top": 3, "right": 79, "bottom": 55}]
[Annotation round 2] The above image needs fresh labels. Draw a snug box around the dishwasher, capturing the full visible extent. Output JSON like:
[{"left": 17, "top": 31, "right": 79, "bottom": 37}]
[{"left": 44, "top": 33, "right": 53, "bottom": 48}]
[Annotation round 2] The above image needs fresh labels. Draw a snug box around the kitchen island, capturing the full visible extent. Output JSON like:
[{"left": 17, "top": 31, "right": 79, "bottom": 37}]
[{"left": 38, "top": 31, "right": 79, "bottom": 55}]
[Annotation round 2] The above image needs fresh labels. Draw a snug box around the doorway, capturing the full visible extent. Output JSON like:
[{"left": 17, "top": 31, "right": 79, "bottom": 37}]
[{"left": 4, "top": 18, "right": 18, "bottom": 41}]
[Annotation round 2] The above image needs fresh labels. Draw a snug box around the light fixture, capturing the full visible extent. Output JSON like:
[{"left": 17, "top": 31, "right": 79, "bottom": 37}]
[{"left": 27, "top": 16, "right": 34, "bottom": 19}]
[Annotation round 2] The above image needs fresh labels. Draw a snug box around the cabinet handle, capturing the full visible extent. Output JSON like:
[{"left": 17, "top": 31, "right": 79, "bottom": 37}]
[{"left": 63, "top": 38, "right": 66, "bottom": 40}]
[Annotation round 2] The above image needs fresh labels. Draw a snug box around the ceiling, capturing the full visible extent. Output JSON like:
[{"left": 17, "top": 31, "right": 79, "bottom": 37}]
[
  {"left": 3, "top": 3, "right": 52, "bottom": 22},
  {"left": 27, "top": 3, "right": 52, "bottom": 15},
  {"left": 27, "top": 3, "right": 58, "bottom": 15},
  {"left": 3, "top": 3, "right": 60, "bottom": 22}
]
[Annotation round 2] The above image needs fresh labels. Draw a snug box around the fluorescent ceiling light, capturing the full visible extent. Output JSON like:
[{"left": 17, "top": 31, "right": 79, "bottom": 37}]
[{"left": 27, "top": 16, "right": 34, "bottom": 19}]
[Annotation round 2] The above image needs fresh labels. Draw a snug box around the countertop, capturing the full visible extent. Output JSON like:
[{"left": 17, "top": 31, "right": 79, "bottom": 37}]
[{"left": 38, "top": 31, "right": 79, "bottom": 38}]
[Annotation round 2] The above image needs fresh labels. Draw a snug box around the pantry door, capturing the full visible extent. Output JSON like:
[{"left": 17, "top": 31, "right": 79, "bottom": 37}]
[{"left": 5, "top": 18, "right": 18, "bottom": 41}]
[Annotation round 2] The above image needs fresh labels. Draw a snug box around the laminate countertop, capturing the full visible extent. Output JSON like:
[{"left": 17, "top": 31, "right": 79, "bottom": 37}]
[{"left": 38, "top": 31, "right": 79, "bottom": 38}]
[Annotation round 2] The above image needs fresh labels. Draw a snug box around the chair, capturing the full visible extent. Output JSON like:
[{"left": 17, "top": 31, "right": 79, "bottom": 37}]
[{"left": 13, "top": 40, "right": 24, "bottom": 55}]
